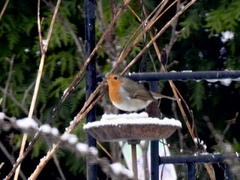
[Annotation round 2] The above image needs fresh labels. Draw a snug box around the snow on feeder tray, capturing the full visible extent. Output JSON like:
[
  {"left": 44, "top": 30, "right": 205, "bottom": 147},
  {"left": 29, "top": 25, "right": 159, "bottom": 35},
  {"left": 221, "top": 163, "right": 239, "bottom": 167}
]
[
  {"left": 83, "top": 112, "right": 182, "bottom": 142},
  {"left": 83, "top": 112, "right": 182, "bottom": 179}
]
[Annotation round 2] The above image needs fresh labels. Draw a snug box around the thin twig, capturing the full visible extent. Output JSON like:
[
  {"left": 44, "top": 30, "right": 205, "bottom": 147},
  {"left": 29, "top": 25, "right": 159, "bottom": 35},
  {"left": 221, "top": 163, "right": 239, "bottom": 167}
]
[
  {"left": 28, "top": 83, "right": 106, "bottom": 178},
  {"left": 8, "top": 1, "right": 131, "bottom": 179},
  {"left": 9, "top": 0, "right": 62, "bottom": 179},
  {"left": 55, "top": 0, "right": 131, "bottom": 107},
  {"left": 147, "top": 1, "right": 215, "bottom": 178},
  {"left": 49, "top": 143, "right": 67, "bottom": 180},
  {"left": 29, "top": 142, "right": 60, "bottom": 179},
  {"left": 95, "top": 0, "right": 118, "bottom": 61},
  {"left": 165, "top": 0, "right": 182, "bottom": 56},
  {"left": 123, "top": 1, "right": 215, "bottom": 178},
  {"left": 115, "top": 1, "right": 168, "bottom": 74},
  {"left": 96, "top": 0, "right": 107, "bottom": 33},
  {"left": 0, "top": 0, "right": 9, "bottom": 20},
  {"left": 21, "top": 80, "right": 36, "bottom": 106},
  {"left": 122, "top": 0, "right": 196, "bottom": 74},
  {"left": 0, "top": 87, "right": 29, "bottom": 115},
  {"left": 37, "top": 0, "right": 43, "bottom": 54},
  {"left": 2, "top": 55, "right": 15, "bottom": 112},
  {"left": 42, "top": 0, "right": 85, "bottom": 58},
  {"left": 97, "top": 141, "right": 112, "bottom": 160},
  {"left": 0, "top": 141, "right": 27, "bottom": 180},
  {"left": 0, "top": 118, "right": 132, "bottom": 180},
  {"left": 223, "top": 112, "right": 238, "bottom": 137}
]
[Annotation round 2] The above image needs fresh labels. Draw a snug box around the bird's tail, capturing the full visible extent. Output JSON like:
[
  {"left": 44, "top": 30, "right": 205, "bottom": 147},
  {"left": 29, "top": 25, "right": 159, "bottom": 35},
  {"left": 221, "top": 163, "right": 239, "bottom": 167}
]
[{"left": 150, "top": 91, "right": 177, "bottom": 101}]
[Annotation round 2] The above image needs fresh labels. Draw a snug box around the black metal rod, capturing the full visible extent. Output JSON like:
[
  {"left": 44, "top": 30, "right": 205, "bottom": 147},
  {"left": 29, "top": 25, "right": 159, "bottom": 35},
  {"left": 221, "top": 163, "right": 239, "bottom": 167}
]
[
  {"left": 150, "top": 141, "right": 159, "bottom": 180},
  {"left": 187, "top": 163, "right": 196, "bottom": 180},
  {"left": 149, "top": 81, "right": 160, "bottom": 180},
  {"left": 159, "top": 153, "right": 240, "bottom": 164},
  {"left": 127, "top": 70, "right": 240, "bottom": 81},
  {"left": 85, "top": 0, "right": 97, "bottom": 179},
  {"left": 225, "top": 164, "right": 233, "bottom": 180}
]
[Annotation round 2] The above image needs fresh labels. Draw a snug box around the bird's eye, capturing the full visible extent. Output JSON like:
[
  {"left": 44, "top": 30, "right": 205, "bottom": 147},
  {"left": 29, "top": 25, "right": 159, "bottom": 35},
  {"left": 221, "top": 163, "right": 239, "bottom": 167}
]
[{"left": 114, "top": 76, "right": 118, "bottom": 80}]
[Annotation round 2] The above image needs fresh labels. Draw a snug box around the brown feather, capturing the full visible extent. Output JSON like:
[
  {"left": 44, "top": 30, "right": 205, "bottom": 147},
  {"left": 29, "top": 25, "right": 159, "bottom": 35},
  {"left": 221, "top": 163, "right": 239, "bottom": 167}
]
[{"left": 119, "top": 76, "right": 154, "bottom": 101}]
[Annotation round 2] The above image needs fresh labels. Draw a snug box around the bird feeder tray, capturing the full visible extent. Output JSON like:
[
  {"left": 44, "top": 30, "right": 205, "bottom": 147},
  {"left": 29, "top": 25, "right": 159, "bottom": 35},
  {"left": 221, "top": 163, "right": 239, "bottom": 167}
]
[{"left": 83, "top": 112, "right": 182, "bottom": 142}]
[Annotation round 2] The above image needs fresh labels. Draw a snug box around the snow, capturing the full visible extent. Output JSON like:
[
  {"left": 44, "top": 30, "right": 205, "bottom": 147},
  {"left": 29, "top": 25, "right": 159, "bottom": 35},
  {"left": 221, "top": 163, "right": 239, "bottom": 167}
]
[
  {"left": 220, "top": 78, "right": 232, "bottom": 86},
  {"left": 16, "top": 117, "right": 38, "bottom": 129},
  {"left": 181, "top": 70, "right": 193, "bottom": 72},
  {"left": 89, "top": 147, "right": 98, "bottom": 156},
  {"left": 236, "top": 152, "right": 239, "bottom": 157},
  {"left": 61, "top": 132, "right": 78, "bottom": 144},
  {"left": 110, "top": 162, "right": 134, "bottom": 178},
  {"left": 39, "top": 124, "right": 59, "bottom": 136},
  {"left": 51, "top": 127, "right": 59, "bottom": 136},
  {"left": 24, "top": 48, "right": 29, "bottom": 53},
  {"left": 102, "top": 112, "right": 148, "bottom": 120},
  {"left": 193, "top": 138, "right": 207, "bottom": 150},
  {"left": 83, "top": 112, "right": 182, "bottom": 129},
  {"left": 61, "top": 132, "right": 70, "bottom": 141},
  {"left": 68, "top": 134, "right": 78, "bottom": 144},
  {"left": 40, "top": 124, "right": 51, "bottom": 133},
  {"left": 206, "top": 79, "right": 218, "bottom": 83},
  {"left": 76, "top": 143, "right": 89, "bottom": 153},
  {"left": 205, "top": 78, "right": 234, "bottom": 86},
  {"left": 221, "top": 31, "right": 234, "bottom": 43},
  {"left": 63, "top": 87, "right": 68, "bottom": 96},
  {"left": 193, "top": 138, "right": 200, "bottom": 144},
  {"left": 194, "top": 138, "right": 207, "bottom": 146},
  {"left": 0, "top": 112, "right": 5, "bottom": 120},
  {"left": 68, "top": 117, "right": 77, "bottom": 127},
  {"left": 110, "top": 162, "right": 122, "bottom": 175}
]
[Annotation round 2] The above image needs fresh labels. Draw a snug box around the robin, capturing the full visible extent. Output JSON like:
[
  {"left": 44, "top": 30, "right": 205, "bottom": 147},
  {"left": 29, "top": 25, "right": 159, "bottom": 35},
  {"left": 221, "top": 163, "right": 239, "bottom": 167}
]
[{"left": 105, "top": 73, "right": 176, "bottom": 112}]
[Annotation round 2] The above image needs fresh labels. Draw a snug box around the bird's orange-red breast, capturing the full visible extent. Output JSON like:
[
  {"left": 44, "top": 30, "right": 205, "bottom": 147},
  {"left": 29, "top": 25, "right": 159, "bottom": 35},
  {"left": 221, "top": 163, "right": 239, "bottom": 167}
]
[{"left": 105, "top": 73, "right": 175, "bottom": 112}]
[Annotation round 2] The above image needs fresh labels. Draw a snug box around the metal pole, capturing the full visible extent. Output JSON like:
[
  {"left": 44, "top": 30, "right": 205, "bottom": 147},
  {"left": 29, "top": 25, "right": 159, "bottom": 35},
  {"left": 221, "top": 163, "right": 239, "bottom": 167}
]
[
  {"left": 225, "top": 164, "right": 233, "bottom": 180},
  {"left": 187, "top": 163, "right": 196, "bottom": 180},
  {"left": 148, "top": 81, "right": 160, "bottom": 180},
  {"left": 127, "top": 70, "right": 240, "bottom": 81},
  {"left": 85, "top": 0, "right": 97, "bottom": 179},
  {"left": 159, "top": 153, "right": 240, "bottom": 164},
  {"left": 150, "top": 141, "right": 159, "bottom": 180}
]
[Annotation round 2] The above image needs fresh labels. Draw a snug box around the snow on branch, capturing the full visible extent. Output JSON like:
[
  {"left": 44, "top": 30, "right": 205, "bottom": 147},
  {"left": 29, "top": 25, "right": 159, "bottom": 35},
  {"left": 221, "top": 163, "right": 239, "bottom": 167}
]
[{"left": 0, "top": 112, "right": 133, "bottom": 179}]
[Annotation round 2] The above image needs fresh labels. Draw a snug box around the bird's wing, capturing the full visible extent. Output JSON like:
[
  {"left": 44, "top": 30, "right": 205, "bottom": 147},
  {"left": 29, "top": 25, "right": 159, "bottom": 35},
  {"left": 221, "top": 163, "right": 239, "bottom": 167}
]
[
  {"left": 133, "top": 89, "right": 154, "bottom": 101},
  {"left": 121, "top": 80, "right": 154, "bottom": 101}
]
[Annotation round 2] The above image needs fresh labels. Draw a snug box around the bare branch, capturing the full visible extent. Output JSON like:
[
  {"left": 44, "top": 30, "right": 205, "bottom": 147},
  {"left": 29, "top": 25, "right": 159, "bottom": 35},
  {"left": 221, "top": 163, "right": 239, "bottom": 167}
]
[
  {"left": 21, "top": 80, "right": 36, "bottom": 106},
  {"left": 11, "top": 0, "right": 63, "bottom": 179},
  {"left": 203, "top": 115, "right": 240, "bottom": 179},
  {"left": 37, "top": 0, "right": 43, "bottom": 54},
  {"left": 42, "top": 0, "right": 85, "bottom": 58},
  {"left": 122, "top": 0, "right": 197, "bottom": 73},
  {"left": 0, "top": 0, "right": 9, "bottom": 20},
  {"left": 2, "top": 55, "right": 15, "bottom": 112},
  {"left": 223, "top": 112, "right": 238, "bottom": 137},
  {"left": 0, "top": 114, "right": 133, "bottom": 179},
  {"left": 165, "top": 0, "right": 183, "bottom": 56},
  {"left": 0, "top": 87, "right": 29, "bottom": 115},
  {"left": 52, "top": 154, "right": 67, "bottom": 180},
  {"left": 45, "top": 140, "right": 67, "bottom": 180},
  {"left": 5, "top": 1, "right": 132, "bottom": 178},
  {"left": 95, "top": 0, "right": 107, "bottom": 33},
  {"left": 0, "top": 141, "right": 27, "bottom": 180},
  {"left": 96, "top": 0, "right": 118, "bottom": 61}
]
